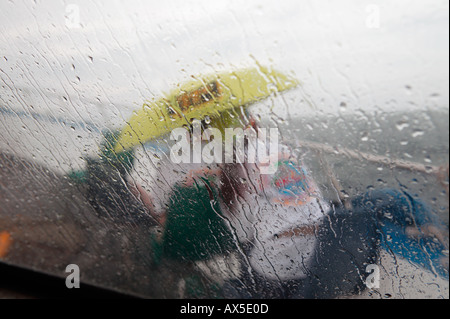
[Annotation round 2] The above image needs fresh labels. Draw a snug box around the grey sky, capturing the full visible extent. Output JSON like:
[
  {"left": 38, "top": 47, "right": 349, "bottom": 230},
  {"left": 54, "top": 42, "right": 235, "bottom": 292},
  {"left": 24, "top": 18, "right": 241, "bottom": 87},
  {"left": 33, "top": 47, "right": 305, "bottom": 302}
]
[{"left": 0, "top": 0, "right": 448, "bottom": 127}]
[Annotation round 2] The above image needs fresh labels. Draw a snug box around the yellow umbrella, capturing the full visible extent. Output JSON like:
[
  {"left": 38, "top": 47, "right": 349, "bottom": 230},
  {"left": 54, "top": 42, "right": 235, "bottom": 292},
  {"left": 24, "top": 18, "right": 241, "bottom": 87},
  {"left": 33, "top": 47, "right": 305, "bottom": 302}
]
[{"left": 114, "top": 65, "right": 299, "bottom": 152}]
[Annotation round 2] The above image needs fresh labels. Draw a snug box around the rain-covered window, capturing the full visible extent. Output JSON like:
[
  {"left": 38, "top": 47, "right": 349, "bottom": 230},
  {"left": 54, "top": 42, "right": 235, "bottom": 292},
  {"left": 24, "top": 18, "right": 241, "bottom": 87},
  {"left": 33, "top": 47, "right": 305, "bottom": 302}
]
[{"left": 0, "top": 0, "right": 448, "bottom": 300}]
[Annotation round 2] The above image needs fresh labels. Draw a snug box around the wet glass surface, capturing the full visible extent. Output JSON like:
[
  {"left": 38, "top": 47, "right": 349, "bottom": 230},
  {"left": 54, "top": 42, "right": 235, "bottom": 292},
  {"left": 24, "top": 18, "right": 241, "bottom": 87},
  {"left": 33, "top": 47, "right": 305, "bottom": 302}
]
[{"left": 0, "top": 0, "right": 448, "bottom": 299}]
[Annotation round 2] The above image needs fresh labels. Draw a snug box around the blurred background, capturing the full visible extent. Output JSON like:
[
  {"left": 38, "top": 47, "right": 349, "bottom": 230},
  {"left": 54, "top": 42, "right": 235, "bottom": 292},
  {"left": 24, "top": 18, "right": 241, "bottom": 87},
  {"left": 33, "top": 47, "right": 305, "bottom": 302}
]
[{"left": 0, "top": 0, "right": 448, "bottom": 298}]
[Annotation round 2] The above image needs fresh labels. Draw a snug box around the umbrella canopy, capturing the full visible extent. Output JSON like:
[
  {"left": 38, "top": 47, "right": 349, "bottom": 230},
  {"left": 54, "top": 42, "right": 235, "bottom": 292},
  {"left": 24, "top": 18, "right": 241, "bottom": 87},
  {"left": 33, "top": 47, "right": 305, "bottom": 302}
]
[{"left": 114, "top": 65, "right": 299, "bottom": 152}]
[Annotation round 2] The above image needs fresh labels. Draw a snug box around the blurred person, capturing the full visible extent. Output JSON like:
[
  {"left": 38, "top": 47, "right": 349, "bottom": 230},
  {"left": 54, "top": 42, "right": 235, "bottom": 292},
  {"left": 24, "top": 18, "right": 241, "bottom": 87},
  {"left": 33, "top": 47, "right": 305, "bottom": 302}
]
[{"left": 123, "top": 108, "right": 449, "bottom": 299}]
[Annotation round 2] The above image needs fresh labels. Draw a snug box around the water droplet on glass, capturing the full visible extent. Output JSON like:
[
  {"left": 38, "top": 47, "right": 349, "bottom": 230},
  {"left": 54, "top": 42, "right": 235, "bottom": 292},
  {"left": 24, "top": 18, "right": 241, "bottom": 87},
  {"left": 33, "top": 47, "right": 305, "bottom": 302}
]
[
  {"left": 396, "top": 122, "right": 409, "bottom": 131},
  {"left": 361, "top": 132, "right": 369, "bottom": 141}
]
